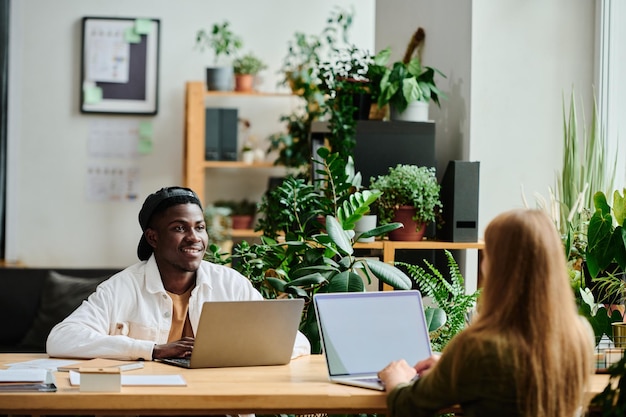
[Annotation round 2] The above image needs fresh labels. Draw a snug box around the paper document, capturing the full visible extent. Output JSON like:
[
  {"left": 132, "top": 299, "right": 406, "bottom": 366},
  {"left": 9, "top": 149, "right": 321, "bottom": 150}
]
[
  {"left": 69, "top": 371, "right": 186, "bottom": 386},
  {"left": 58, "top": 358, "right": 144, "bottom": 372},
  {"left": 0, "top": 368, "right": 47, "bottom": 383},
  {"left": 5, "top": 358, "right": 78, "bottom": 370}
]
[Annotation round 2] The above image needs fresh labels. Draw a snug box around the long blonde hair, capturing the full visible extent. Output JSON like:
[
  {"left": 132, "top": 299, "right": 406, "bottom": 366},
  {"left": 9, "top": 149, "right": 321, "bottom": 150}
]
[{"left": 455, "top": 209, "right": 594, "bottom": 417}]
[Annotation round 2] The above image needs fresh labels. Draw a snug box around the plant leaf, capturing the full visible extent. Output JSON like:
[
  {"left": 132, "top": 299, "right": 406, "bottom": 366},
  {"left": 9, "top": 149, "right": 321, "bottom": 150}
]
[
  {"left": 424, "top": 307, "right": 447, "bottom": 333},
  {"left": 326, "top": 215, "right": 353, "bottom": 255},
  {"left": 364, "top": 259, "right": 412, "bottom": 290}
]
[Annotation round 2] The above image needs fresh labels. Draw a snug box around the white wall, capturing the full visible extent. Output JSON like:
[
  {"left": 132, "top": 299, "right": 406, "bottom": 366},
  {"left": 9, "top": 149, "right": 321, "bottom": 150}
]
[
  {"left": 375, "top": 0, "right": 472, "bottom": 177},
  {"left": 374, "top": 0, "right": 595, "bottom": 291},
  {"left": 597, "top": 0, "right": 626, "bottom": 193},
  {"left": 471, "top": 0, "right": 595, "bottom": 234},
  {"left": 6, "top": 0, "right": 600, "bottom": 269},
  {"left": 6, "top": 0, "right": 375, "bottom": 267}
]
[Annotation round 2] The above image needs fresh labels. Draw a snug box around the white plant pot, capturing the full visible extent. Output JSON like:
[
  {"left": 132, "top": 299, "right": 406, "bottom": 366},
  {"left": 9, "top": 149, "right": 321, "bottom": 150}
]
[
  {"left": 355, "top": 214, "right": 377, "bottom": 243},
  {"left": 390, "top": 101, "right": 429, "bottom": 122},
  {"left": 241, "top": 150, "right": 254, "bottom": 164}
]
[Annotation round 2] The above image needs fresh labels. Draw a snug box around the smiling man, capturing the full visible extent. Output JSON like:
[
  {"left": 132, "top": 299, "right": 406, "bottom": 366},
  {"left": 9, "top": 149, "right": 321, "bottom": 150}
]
[{"left": 46, "top": 186, "right": 310, "bottom": 361}]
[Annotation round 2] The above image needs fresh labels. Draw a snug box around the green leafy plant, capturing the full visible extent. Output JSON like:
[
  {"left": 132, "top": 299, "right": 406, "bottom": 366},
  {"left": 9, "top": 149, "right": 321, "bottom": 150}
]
[
  {"left": 375, "top": 29, "right": 445, "bottom": 113},
  {"left": 270, "top": 6, "right": 356, "bottom": 173},
  {"left": 195, "top": 21, "right": 243, "bottom": 65},
  {"left": 313, "top": 147, "right": 363, "bottom": 220},
  {"left": 586, "top": 190, "right": 626, "bottom": 278},
  {"left": 369, "top": 164, "right": 442, "bottom": 231},
  {"left": 255, "top": 176, "right": 325, "bottom": 241},
  {"left": 377, "top": 59, "right": 446, "bottom": 113},
  {"left": 268, "top": 113, "right": 316, "bottom": 172},
  {"left": 577, "top": 287, "right": 623, "bottom": 343},
  {"left": 207, "top": 149, "right": 420, "bottom": 352},
  {"left": 233, "top": 53, "right": 267, "bottom": 75},
  {"left": 366, "top": 47, "right": 393, "bottom": 105},
  {"left": 399, "top": 250, "right": 479, "bottom": 352},
  {"left": 208, "top": 211, "right": 411, "bottom": 353}
]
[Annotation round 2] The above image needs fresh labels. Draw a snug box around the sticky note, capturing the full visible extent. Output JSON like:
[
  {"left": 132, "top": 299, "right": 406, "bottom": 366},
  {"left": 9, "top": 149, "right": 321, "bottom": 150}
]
[
  {"left": 84, "top": 86, "right": 103, "bottom": 104},
  {"left": 124, "top": 27, "right": 141, "bottom": 44},
  {"left": 138, "top": 121, "right": 153, "bottom": 139},
  {"left": 138, "top": 138, "right": 153, "bottom": 155},
  {"left": 134, "top": 19, "right": 152, "bottom": 35}
]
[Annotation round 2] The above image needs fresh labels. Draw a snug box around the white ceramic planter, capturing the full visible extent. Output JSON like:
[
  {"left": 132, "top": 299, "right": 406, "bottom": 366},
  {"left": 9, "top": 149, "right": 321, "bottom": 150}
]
[
  {"left": 241, "top": 150, "right": 254, "bottom": 164},
  {"left": 390, "top": 101, "right": 429, "bottom": 122},
  {"left": 355, "top": 214, "right": 377, "bottom": 242}
]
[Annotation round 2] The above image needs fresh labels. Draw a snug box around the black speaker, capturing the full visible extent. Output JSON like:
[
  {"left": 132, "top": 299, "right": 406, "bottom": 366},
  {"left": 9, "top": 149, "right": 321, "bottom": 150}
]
[{"left": 437, "top": 161, "right": 480, "bottom": 242}]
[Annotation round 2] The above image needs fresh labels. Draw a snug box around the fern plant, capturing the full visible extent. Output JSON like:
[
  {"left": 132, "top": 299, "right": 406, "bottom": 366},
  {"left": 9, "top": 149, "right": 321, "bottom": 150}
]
[{"left": 398, "top": 250, "right": 479, "bottom": 351}]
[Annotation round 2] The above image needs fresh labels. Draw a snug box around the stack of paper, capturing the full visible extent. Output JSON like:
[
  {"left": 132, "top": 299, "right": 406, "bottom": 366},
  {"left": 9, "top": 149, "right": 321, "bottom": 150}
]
[
  {"left": 0, "top": 368, "right": 56, "bottom": 392},
  {"left": 69, "top": 371, "right": 186, "bottom": 386},
  {"left": 57, "top": 358, "right": 144, "bottom": 372}
]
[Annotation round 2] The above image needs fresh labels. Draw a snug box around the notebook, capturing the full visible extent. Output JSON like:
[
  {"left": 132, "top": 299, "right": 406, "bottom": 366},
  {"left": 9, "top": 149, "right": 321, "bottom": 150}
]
[
  {"left": 157, "top": 298, "right": 304, "bottom": 368},
  {"left": 313, "top": 290, "right": 432, "bottom": 390}
]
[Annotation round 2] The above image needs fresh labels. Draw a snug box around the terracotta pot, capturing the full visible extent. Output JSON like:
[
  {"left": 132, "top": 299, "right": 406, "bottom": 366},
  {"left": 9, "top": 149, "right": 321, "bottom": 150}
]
[
  {"left": 388, "top": 206, "right": 426, "bottom": 241},
  {"left": 235, "top": 74, "right": 254, "bottom": 92},
  {"left": 231, "top": 215, "right": 254, "bottom": 229}
]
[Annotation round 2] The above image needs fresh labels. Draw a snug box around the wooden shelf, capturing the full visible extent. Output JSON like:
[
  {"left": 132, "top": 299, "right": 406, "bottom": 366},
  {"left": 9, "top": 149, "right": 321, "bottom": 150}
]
[
  {"left": 202, "top": 161, "right": 278, "bottom": 169},
  {"left": 204, "top": 90, "right": 293, "bottom": 98},
  {"left": 230, "top": 229, "right": 262, "bottom": 238},
  {"left": 183, "top": 81, "right": 293, "bottom": 204}
]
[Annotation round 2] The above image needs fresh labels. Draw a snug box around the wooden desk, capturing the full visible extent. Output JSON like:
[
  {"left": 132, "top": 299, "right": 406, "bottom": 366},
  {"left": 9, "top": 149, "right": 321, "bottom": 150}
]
[
  {"left": 354, "top": 240, "right": 485, "bottom": 289},
  {"left": 0, "top": 354, "right": 385, "bottom": 415},
  {"left": 0, "top": 354, "right": 609, "bottom": 416}
]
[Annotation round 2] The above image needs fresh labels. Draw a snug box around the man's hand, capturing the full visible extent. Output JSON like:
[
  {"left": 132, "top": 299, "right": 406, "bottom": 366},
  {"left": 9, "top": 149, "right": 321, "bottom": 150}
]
[{"left": 152, "top": 337, "right": 195, "bottom": 359}]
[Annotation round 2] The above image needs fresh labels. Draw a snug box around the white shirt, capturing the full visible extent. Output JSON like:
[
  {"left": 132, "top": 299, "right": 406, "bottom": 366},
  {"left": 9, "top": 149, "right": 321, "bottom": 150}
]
[{"left": 46, "top": 256, "right": 311, "bottom": 360}]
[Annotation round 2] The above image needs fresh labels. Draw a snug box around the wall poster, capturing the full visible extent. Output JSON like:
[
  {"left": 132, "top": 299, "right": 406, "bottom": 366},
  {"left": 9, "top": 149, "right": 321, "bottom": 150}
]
[{"left": 80, "top": 17, "right": 160, "bottom": 115}]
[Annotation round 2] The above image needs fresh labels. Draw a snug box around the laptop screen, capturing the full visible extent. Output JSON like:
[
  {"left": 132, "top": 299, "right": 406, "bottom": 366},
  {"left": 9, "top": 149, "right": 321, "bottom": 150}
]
[{"left": 314, "top": 290, "right": 433, "bottom": 376}]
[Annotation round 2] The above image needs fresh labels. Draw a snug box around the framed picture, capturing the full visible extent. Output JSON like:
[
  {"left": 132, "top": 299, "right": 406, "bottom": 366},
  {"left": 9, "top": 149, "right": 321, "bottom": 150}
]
[{"left": 80, "top": 17, "right": 160, "bottom": 115}]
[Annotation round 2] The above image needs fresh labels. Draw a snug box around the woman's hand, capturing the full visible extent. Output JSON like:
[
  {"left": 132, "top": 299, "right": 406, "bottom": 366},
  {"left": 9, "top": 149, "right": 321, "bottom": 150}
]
[
  {"left": 378, "top": 359, "right": 417, "bottom": 392},
  {"left": 152, "top": 337, "right": 195, "bottom": 359},
  {"left": 413, "top": 354, "right": 441, "bottom": 376}
]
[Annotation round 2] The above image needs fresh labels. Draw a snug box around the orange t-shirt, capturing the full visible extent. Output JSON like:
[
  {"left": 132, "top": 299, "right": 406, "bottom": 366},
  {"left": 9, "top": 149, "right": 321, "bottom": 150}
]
[{"left": 166, "top": 286, "right": 195, "bottom": 342}]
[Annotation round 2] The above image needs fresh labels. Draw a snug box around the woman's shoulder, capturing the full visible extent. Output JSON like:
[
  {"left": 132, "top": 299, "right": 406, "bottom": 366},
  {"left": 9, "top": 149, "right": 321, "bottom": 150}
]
[{"left": 445, "top": 329, "right": 509, "bottom": 357}]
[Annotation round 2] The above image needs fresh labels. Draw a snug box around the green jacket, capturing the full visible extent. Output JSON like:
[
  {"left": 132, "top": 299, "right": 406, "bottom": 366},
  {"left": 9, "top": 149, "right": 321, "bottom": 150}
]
[{"left": 387, "top": 334, "right": 520, "bottom": 417}]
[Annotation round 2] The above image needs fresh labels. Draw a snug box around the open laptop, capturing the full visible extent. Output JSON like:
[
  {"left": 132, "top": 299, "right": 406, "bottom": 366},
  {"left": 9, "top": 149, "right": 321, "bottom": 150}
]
[
  {"left": 313, "top": 290, "right": 432, "bottom": 390},
  {"left": 157, "top": 298, "right": 304, "bottom": 368}
]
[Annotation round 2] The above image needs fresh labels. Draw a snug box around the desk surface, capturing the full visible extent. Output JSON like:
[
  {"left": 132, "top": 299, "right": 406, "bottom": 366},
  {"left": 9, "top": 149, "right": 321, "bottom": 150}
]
[{"left": 0, "top": 354, "right": 610, "bottom": 415}]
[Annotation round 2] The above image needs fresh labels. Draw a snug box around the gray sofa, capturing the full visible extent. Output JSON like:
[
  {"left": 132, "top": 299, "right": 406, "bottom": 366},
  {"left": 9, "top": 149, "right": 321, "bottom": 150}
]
[{"left": 0, "top": 267, "right": 122, "bottom": 352}]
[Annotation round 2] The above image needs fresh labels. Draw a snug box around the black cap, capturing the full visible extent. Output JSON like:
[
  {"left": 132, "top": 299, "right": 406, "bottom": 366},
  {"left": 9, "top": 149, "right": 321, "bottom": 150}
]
[{"left": 137, "top": 187, "right": 203, "bottom": 261}]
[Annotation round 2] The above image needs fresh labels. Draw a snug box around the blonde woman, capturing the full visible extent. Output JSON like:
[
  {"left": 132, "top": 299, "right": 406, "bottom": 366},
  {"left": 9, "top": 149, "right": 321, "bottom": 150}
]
[{"left": 378, "top": 209, "right": 595, "bottom": 417}]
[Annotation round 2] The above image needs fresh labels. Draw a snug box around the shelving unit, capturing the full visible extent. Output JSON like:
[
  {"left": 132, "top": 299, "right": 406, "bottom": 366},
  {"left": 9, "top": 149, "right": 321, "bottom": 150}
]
[{"left": 183, "top": 81, "right": 292, "bottom": 204}]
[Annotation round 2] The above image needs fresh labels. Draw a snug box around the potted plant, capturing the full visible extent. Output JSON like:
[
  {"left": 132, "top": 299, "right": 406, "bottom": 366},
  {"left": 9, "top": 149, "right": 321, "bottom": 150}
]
[
  {"left": 318, "top": 46, "right": 374, "bottom": 161},
  {"left": 214, "top": 199, "right": 258, "bottom": 230},
  {"left": 376, "top": 28, "right": 446, "bottom": 121},
  {"left": 268, "top": 6, "right": 354, "bottom": 174},
  {"left": 232, "top": 53, "right": 267, "bottom": 92},
  {"left": 195, "top": 21, "right": 243, "bottom": 91},
  {"left": 370, "top": 164, "right": 442, "bottom": 241},
  {"left": 584, "top": 189, "right": 626, "bottom": 305},
  {"left": 366, "top": 47, "right": 392, "bottom": 120}
]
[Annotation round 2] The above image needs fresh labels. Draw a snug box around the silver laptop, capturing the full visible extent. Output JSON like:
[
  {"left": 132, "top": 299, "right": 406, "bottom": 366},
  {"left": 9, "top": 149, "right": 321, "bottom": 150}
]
[
  {"left": 313, "top": 290, "right": 432, "bottom": 390},
  {"left": 157, "top": 298, "right": 304, "bottom": 368}
]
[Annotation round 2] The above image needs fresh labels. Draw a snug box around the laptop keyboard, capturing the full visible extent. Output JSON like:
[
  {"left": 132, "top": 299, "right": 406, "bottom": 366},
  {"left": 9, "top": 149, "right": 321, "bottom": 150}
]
[
  {"left": 354, "top": 377, "right": 382, "bottom": 383},
  {"left": 164, "top": 357, "right": 191, "bottom": 367}
]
